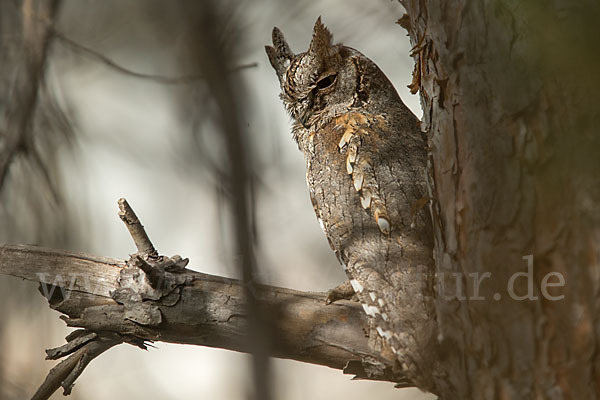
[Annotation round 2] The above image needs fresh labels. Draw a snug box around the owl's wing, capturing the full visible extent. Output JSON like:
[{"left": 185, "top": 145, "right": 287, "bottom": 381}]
[
  {"left": 337, "top": 112, "right": 392, "bottom": 235},
  {"left": 327, "top": 111, "right": 436, "bottom": 380}
]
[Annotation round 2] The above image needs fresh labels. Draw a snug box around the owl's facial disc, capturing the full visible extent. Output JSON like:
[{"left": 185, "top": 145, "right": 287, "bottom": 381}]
[
  {"left": 287, "top": 64, "right": 340, "bottom": 128},
  {"left": 266, "top": 17, "right": 356, "bottom": 131}
]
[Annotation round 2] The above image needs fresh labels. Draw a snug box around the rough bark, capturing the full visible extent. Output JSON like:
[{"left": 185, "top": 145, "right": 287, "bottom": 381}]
[{"left": 400, "top": 1, "right": 600, "bottom": 398}]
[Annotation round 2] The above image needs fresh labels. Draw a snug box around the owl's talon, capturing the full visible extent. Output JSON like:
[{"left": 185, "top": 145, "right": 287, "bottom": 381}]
[{"left": 326, "top": 280, "right": 356, "bottom": 304}]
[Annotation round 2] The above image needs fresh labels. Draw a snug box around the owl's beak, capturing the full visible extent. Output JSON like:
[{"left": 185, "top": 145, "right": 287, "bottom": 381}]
[
  {"left": 297, "top": 90, "right": 315, "bottom": 129},
  {"left": 298, "top": 107, "right": 312, "bottom": 129}
]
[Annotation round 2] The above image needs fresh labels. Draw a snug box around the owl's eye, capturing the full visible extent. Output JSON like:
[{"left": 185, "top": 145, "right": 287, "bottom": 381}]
[{"left": 316, "top": 74, "right": 337, "bottom": 90}]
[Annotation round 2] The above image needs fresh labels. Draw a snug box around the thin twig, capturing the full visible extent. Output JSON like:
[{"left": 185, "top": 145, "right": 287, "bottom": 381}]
[
  {"left": 31, "top": 333, "right": 123, "bottom": 400},
  {"left": 52, "top": 30, "right": 257, "bottom": 84},
  {"left": 117, "top": 198, "right": 157, "bottom": 257}
]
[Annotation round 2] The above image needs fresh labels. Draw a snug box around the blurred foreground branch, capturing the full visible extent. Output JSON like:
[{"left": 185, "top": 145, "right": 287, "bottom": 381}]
[
  {"left": 0, "top": 0, "right": 60, "bottom": 190},
  {"left": 0, "top": 198, "right": 409, "bottom": 400}
]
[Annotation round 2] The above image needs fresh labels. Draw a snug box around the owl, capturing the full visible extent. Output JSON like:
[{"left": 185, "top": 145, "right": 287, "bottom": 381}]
[{"left": 266, "top": 18, "right": 437, "bottom": 389}]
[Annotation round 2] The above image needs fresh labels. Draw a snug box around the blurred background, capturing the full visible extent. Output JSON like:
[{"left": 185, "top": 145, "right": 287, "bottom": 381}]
[{"left": 0, "top": 0, "right": 433, "bottom": 399}]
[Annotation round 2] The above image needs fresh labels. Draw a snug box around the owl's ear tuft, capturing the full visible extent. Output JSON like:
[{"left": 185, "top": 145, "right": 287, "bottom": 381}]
[
  {"left": 266, "top": 27, "right": 294, "bottom": 82},
  {"left": 272, "top": 27, "right": 294, "bottom": 59},
  {"left": 308, "top": 16, "right": 333, "bottom": 57}
]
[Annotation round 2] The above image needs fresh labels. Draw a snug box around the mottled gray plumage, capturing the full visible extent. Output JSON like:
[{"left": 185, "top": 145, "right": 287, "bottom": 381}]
[{"left": 266, "top": 18, "right": 437, "bottom": 389}]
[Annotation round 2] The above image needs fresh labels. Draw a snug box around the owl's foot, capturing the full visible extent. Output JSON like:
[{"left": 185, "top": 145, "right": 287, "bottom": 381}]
[{"left": 326, "top": 280, "right": 356, "bottom": 304}]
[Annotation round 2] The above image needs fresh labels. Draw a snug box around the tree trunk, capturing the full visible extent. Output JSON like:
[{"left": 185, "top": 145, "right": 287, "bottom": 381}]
[{"left": 400, "top": 1, "right": 600, "bottom": 398}]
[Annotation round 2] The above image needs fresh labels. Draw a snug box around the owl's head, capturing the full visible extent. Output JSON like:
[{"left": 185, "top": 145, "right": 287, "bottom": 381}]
[{"left": 266, "top": 18, "right": 372, "bottom": 135}]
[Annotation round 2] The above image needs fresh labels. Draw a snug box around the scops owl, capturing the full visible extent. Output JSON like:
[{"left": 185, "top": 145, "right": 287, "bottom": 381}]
[{"left": 266, "top": 18, "right": 437, "bottom": 389}]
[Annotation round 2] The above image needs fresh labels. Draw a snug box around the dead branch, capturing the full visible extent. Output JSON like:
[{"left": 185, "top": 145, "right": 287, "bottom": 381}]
[{"left": 0, "top": 198, "right": 409, "bottom": 399}]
